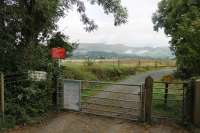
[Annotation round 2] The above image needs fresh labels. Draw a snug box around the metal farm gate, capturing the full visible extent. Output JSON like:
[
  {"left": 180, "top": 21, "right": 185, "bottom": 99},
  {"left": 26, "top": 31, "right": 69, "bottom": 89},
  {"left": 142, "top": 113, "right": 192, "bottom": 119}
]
[
  {"left": 61, "top": 79, "right": 145, "bottom": 121},
  {"left": 59, "top": 77, "right": 189, "bottom": 123}
]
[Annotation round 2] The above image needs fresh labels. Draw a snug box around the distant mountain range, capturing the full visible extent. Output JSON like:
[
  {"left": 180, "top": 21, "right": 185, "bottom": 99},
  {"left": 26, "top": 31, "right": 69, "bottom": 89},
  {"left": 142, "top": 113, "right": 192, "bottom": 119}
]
[{"left": 72, "top": 43, "right": 174, "bottom": 59}]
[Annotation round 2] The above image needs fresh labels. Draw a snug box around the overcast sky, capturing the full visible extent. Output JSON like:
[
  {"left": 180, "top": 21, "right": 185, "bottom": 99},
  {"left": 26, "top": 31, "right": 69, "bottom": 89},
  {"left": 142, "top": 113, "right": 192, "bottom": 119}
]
[{"left": 57, "top": 0, "right": 170, "bottom": 47}]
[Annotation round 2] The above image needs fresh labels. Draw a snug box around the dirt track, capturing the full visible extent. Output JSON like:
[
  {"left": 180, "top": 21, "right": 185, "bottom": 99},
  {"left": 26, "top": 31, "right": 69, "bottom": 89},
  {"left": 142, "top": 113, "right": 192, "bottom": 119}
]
[
  {"left": 6, "top": 112, "right": 189, "bottom": 133},
  {"left": 5, "top": 68, "right": 191, "bottom": 133}
]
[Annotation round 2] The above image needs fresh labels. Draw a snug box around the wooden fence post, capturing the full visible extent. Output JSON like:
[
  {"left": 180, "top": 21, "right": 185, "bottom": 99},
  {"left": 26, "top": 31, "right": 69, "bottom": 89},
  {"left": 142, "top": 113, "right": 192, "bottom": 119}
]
[
  {"left": 193, "top": 79, "right": 200, "bottom": 127},
  {"left": 164, "top": 83, "right": 169, "bottom": 106},
  {"left": 144, "top": 76, "right": 153, "bottom": 123},
  {"left": 0, "top": 73, "right": 4, "bottom": 121}
]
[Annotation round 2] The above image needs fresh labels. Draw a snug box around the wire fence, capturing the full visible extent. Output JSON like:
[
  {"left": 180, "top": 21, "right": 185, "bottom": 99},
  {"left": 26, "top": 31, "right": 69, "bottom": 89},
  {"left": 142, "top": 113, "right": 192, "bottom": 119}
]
[
  {"left": 152, "top": 81, "right": 187, "bottom": 121},
  {"left": 1, "top": 72, "right": 56, "bottom": 128}
]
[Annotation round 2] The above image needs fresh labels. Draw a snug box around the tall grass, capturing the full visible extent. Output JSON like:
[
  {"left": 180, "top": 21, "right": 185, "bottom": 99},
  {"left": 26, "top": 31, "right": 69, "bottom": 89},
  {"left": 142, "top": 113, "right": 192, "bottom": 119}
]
[{"left": 62, "top": 63, "right": 137, "bottom": 81}]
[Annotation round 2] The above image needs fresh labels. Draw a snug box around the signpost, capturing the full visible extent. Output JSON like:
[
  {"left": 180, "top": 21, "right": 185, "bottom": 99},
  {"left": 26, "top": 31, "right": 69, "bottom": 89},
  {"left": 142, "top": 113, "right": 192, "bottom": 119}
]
[
  {"left": 51, "top": 48, "right": 66, "bottom": 111},
  {"left": 51, "top": 48, "right": 66, "bottom": 59}
]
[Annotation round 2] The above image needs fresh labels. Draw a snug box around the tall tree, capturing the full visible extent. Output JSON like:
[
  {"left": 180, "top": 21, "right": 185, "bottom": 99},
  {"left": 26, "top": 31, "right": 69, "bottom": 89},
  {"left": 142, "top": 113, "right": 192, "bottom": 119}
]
[
  {"left": 0, "top": 0, "right": 128, "bottom": 72},
  {"left": 153, "top": 0, "right": 200, "bottom": 78}
]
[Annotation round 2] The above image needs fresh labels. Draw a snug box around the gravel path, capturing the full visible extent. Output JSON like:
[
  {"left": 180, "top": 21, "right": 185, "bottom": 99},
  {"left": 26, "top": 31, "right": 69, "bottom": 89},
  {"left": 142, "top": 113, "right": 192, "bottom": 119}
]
[{"left": 6, "top": 112, "right": 189, "bottom": 133}]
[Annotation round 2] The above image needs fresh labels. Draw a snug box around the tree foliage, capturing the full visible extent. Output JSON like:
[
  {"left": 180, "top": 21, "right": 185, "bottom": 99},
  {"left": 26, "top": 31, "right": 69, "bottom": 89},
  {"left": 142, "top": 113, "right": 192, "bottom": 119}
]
[
  {"left": 153, "top": 0, "right": 200, "bottom": 78},
  {"left": 0, "top": 0, "right": 128, "bottom": 73},
  {"left": 48, "top": 32, "right": 78, "bottom": 53}
]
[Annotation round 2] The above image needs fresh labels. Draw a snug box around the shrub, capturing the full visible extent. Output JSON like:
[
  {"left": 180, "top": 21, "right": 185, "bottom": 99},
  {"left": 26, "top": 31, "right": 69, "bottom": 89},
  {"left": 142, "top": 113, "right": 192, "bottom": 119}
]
[{"left": 3, "top": 77, "right": 54, "bottom": 128}]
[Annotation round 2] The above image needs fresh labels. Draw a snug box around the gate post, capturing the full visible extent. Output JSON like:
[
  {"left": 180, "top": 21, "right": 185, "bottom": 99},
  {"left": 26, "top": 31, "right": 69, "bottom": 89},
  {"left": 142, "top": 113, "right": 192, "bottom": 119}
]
[
  {"left": 193, "top": 79, "right": 200, "bottom": 127},
  {"left": 144, "top": 76, "right": 153, "bottom": 123},
  {"left": 0, "top": 73, "right": 4, "bottom": 122}
]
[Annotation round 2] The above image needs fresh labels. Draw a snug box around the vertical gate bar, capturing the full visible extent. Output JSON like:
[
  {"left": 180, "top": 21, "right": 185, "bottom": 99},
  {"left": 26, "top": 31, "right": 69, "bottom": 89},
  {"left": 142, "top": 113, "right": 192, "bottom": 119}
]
[
  {"left": 56, "top": 78, "right": 60, "bottom": 112},
  {"left": 79, "top": 80, "right": 82, "bottom": 111},
  {"left": 182, "top": 83, "right": 185, "bottom": 122},
  {"left": 193, "top": 79, "right": 200, "bottom": 126},
  {"left": 139, "top": 85, "right": 142, "bottom": 120},
  {"left": 140, "top": 84, "right": 145, "bottom": 122},
  {"left": 0, "top": 73, "right": 4, "bottom": 122}
]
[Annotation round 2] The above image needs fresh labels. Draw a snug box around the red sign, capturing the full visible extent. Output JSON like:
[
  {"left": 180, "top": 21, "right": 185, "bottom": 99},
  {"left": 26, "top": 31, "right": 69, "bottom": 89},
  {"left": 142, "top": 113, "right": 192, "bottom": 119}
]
[{"left": 51, "top": 48, "right": 66, "bottom": 59}]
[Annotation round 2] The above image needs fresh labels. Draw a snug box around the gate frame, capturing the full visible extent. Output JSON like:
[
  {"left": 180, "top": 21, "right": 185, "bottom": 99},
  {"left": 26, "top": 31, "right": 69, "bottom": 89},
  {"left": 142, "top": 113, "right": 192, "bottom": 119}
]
[
  {"left": 0, "top": 73, "right": 4, "bottom": 122},
  {"left": 62, "top": 79, "right": 145, "bottom": 121},
  {"left": 62, "top": 79, "right": 81, "bottom": 111}
]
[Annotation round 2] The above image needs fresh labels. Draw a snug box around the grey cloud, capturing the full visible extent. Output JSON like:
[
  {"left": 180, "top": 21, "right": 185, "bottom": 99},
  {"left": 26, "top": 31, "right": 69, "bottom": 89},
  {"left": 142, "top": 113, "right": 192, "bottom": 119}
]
[{"left": 57, "top": 0, "right": 169, "bottom": 47}]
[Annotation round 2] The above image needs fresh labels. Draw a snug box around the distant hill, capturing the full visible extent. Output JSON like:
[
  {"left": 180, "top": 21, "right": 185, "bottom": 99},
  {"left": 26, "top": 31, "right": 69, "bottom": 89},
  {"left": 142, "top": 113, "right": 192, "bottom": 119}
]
[{"left": 72, "top": 43, "right": 174, "bottom": 59}]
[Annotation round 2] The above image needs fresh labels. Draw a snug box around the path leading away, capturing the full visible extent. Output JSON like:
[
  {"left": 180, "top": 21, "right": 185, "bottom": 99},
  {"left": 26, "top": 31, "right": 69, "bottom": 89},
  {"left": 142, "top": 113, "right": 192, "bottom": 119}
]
[
  {"left": 6, "top": 68, "right": 189, "bottom": 133},
  {"left": 81, "top": 68, "right": 175, "bottom": 120}
]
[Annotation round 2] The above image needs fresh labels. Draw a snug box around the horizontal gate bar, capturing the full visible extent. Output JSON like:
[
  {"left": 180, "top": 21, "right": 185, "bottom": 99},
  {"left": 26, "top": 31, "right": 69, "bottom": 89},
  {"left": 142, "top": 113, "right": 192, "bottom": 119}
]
[
  {"left": 84, "top": 80, "right": 142, "bottom": 87},
  {"left": 152, "top": 116, "right": 182, "bottom": 121},
  {"left": 152, "top": 98, "right": 183, "bottom": 102},
  {"left": 81, "top": 101, "right": 140, "bottom": 110},
  {"left": 81, "top": 107, "right": 139, "bottom": 117},
  {"left": 152, "top": 112, "right": 183, "bottom": 117},
  {"left": 63, "top": 79, "right": 142, "bottom": 87},
  {"left": 153, "top": 92, "right": 183, "bottom": 96},
  {"left": 82, "top": 95, "right": 141, "bottom": 103},
  {"left": 81, "top": 111, "right": 138, "bottom": 121},
  {"left": 82, "top": 89, "right": 141, "bottom": 95},
  {"left": 153, "top": 87, "right": 184, "bottom": 90},
  {"left": 154, "top": 81, "right": 187, "bottom": 84}
]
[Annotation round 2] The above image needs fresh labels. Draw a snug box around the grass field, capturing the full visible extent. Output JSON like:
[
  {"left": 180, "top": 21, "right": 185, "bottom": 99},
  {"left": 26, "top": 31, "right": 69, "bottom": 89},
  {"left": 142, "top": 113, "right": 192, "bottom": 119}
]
[
  {"left": 62, "top": 58, "right": 176, "bottom": 81},
  {"left": 152, "top": 81, "right": 185, "bottom": 120}
]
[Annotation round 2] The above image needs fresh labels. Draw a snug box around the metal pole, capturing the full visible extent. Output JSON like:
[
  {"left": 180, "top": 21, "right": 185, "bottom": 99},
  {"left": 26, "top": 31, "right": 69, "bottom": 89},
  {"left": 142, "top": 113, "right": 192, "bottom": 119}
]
[
  {"left": 182, "top": 83, "right": 186, "bottom": 122},
  {"left": 0, "top": 73, "right": 4, "bottom": 122},
  {"left": 56, "top": 59, "right": 61, "bottom": 112},
  {"left": 58, "top": 59, "right": 61, "bottom": 68},
  {"left": 56, "top": 77, "right": 59, "bottom": 111},
  {"left": 140, "top": 84, "right": 145, "bottom": 122}
]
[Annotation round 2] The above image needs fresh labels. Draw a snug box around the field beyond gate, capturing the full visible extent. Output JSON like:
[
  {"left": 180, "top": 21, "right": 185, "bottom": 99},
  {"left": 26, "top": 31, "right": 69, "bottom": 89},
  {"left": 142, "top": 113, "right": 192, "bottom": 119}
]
[
  {"left": 152, "top": 81, "right": 187, "bottom": 122},
  {"left": 62, "top": 80, "right": 144, "bottom": 121}
]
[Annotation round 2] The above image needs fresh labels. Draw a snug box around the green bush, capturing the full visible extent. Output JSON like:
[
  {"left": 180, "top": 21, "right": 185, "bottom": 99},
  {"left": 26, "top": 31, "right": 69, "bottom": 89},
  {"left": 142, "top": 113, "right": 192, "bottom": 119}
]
[
  {"left": 0, "top": 115, "right": 16, "bottom": 129},
  {"left": 3, "top": 79, "right": 54, "bottom": 128}
]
